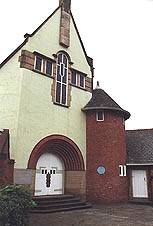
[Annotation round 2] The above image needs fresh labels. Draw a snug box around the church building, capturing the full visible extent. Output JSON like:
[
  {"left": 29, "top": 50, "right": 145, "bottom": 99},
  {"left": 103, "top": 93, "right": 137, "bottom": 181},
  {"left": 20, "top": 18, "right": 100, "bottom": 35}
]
[{"left": 1, "top": 0, "right": 153, "bottom": 204}]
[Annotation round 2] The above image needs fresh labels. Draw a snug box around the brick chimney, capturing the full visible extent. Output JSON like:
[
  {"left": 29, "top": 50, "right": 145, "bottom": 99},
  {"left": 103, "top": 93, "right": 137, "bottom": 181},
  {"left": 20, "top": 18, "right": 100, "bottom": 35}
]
[
  {"left": 59, "top": 0, "right": 71, "bottom": 47},
  {"left": 59, "top": 0, "right": 71, "bottom": 12}
]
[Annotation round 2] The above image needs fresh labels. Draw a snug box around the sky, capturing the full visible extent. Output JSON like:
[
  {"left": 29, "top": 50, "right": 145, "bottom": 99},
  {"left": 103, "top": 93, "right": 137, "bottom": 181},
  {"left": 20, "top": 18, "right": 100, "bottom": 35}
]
[{"left": 1, "top": 0, "right": 153, "bottom": 130}]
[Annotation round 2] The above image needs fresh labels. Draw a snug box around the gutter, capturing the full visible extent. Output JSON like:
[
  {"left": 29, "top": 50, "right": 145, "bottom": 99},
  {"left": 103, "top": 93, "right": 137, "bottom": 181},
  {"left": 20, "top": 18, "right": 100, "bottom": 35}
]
[{"left": 126, "top": 163, "right": 153, "bottom": 166}]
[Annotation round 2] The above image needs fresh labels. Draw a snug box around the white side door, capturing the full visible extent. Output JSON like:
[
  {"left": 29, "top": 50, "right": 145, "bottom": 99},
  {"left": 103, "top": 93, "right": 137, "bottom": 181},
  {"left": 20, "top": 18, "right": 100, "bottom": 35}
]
[
  {"left": 35, "top": 153, "right": 64, "bottom": 196},
  {"left": 132, "top": 170, "right": 148, "bottom": 198}
]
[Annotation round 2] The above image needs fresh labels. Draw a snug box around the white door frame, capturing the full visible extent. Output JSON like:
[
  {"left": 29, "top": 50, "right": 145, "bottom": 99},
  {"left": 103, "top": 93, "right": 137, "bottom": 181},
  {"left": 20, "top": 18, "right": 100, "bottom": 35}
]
[{"left": 132, "top": 169, "right": 148, "bottom": 198}]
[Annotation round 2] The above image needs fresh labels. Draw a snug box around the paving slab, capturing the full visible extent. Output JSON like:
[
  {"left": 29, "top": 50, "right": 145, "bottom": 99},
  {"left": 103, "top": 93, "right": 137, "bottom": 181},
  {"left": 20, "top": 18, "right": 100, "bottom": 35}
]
[{"left": 29, "top": 203, "right": 153, "bottom": 226}]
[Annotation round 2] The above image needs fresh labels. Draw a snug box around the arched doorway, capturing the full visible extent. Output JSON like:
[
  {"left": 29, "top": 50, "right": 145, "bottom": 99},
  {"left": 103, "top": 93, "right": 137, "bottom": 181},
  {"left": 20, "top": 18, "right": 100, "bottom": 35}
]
[
  {"left": 35, "top": 153, "right": 64, "bottom": 196},
  {"left": 28, "top": 135, "right": 85, "bottom": 197}
]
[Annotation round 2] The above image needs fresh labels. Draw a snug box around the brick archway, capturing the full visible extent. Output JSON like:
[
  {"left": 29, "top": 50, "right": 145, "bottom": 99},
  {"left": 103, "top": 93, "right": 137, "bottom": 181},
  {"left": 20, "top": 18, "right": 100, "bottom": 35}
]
[{"left": 27, "top": 134, "right": 85, "bottom": 171}]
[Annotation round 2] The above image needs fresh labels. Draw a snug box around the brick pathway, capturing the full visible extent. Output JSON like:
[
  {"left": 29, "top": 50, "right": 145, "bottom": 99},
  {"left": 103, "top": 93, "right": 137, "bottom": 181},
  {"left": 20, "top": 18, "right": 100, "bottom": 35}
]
[{"left": 29, "top": 203, "right": 153, "bottom": 226}]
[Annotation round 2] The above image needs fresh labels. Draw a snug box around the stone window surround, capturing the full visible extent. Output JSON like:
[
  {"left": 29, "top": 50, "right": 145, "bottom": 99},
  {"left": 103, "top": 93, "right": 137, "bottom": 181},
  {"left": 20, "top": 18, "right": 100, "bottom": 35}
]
[{"left": 19, "top": 49, "right": 92, "bottom": 108}]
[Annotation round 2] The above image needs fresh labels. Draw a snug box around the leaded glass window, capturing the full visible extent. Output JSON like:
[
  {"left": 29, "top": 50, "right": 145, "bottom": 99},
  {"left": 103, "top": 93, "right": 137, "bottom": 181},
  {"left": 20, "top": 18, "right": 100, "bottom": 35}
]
[{"left": 56, "top": 53, "right": 68, "bottom": 105}]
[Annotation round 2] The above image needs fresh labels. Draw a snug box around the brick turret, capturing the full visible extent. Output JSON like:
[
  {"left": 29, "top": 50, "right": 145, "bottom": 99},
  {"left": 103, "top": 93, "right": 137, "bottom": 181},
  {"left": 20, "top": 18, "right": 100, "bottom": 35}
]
[{"left": 82, "top": 84, "right": 130, "bottom": 203}]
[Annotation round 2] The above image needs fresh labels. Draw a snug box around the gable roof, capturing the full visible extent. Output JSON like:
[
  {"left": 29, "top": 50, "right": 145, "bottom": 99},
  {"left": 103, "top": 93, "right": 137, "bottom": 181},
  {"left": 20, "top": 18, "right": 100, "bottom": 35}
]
[
  {"left": 0, "top": 6, "right": 93, "bottom": 70},
  {"left": 126, "top": 129, "right": 153, "bottom": 164},
  {"left": 82, "top": 88, "right": 130, "bottom": 120}
]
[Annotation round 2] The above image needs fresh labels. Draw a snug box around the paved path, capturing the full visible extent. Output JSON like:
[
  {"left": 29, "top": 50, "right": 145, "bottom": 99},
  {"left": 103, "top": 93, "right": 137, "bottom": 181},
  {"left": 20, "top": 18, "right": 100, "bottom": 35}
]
[{"left": 29, "top": 203, "right": 153, "bottom": 226}]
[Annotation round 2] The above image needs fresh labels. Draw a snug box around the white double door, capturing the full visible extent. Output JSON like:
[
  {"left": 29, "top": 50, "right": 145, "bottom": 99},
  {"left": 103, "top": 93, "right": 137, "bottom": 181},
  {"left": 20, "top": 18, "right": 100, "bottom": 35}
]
[
  {"left": 35, "top": 153, "right": 64, "bottom": 196},
  {"left": 132, "top": 170, "right": 148, "bottom": 198}
]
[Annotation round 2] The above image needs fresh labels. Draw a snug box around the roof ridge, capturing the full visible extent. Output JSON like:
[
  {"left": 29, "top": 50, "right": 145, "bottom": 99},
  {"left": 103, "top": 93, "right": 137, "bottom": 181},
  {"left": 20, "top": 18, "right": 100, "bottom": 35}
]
[{"left": 126, "top": 128, "right": 153, "bottom": 132}]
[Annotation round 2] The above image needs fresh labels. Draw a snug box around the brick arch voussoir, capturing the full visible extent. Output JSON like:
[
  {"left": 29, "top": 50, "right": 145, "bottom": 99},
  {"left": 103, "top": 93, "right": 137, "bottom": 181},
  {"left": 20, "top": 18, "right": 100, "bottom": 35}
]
[{"left": 27, "top": 135, "right": 85, "bottom": 171}]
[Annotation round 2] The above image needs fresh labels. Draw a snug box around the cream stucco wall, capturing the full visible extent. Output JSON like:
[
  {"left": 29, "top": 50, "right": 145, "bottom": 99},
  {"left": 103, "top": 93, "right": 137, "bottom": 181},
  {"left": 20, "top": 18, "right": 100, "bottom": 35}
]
[
  {"left": 0, "top": 52, "right": 23, "bottom": 158},
  {"left": 15, "top": 69, "right": 91, "bottom": 168},
  {"left": 0, "top": 7, "right": 92, "bottom": 169}
]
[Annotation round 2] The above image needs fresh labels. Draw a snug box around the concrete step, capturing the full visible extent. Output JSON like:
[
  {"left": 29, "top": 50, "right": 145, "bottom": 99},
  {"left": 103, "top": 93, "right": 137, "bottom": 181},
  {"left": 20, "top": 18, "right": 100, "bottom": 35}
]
[
  {"left": 33, "top": 194, "right": 74, "bottom": 202},
  {"left": 31, "top": 204, "right": 92, "bottom": 214},
  {"left": 34, "top": 201, "right": 87, "bottom": 210},
  {"left": 31, "top": 195, "right": 92, "bottom": 213},
  {"left": 33, "top": 197, "right": 81, "bottom": 205}
]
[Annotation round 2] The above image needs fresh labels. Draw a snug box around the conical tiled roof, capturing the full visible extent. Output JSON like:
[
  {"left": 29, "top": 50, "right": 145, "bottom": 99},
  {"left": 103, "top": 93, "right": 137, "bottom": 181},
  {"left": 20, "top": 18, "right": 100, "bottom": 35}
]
[{"left": 82, "top": 88, "right": 130, "bottom": 120}]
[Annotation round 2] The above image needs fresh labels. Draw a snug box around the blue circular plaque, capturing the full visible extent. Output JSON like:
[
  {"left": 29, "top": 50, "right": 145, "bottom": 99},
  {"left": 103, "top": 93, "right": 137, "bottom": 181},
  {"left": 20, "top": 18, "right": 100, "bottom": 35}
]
[{"left": 97, "top": 166, "right": 105, "bottom": 174}]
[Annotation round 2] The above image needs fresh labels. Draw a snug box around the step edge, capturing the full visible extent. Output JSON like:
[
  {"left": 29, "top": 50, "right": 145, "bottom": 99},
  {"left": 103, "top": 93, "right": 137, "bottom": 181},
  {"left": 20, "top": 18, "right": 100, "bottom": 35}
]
[
  {"left": 33, "top": 201, "right": 87, "bottom": 210},
  {"left": 31, "top": 204, "right": 92, "bottom": 214}
]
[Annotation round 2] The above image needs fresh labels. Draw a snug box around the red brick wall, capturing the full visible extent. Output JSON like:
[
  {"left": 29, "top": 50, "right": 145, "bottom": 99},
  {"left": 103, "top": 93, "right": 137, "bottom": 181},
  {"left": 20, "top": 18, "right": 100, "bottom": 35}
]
[
  {"left": 0, "top": 156, "right": 14, "bottom": 187},
  {"left": 86, "top": 110, "right": 128, "bottom": 203}
]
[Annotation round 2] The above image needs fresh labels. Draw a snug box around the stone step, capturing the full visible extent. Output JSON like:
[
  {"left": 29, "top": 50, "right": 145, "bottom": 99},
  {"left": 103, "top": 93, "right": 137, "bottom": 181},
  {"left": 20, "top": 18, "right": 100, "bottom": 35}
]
[
  {"left": 31, "top": 195, "right": 92, "bottom": 213},
  {"left": 33, "top": 201, "right": 86, "bottom": 210},
  {"left": 34, "top": 197, "right": 81, "bottom": 206},
  {"left": 31, "top": 203, "right": 92, "bottom": 214},
  {"left": 33, "top": 196, "right": 80, "bottom": 205},
  {"left": 33, "top": 194, "right": 74, "bottom": 202}
]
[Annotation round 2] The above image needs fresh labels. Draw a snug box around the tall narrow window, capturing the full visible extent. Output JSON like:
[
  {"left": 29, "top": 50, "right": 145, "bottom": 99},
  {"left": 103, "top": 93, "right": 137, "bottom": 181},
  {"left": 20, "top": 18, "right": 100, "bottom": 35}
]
[
  {"left": 71, "top": 71, "right": 77, "bottom": 85},
  {"left": 35, "top": 56, "right": 42, "bottom": 71},
  {"left": 46, "top": 60, "right": 53, "bottom": 76},
  {"left": 97, "top": 111, "right": 104, "bottom": 121},
  {"left": 56, "top": 53, "right": 68, "bottom": 105},
  {"left": 79, "top": 74, "right": 85, "bottom": 88}
]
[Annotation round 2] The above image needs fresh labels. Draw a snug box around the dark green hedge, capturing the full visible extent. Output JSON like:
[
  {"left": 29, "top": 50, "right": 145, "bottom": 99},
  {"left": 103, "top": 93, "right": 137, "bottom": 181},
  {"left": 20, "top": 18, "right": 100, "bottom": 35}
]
[{"left": 0, "top": 185, "right": 36, "bottom": 226}]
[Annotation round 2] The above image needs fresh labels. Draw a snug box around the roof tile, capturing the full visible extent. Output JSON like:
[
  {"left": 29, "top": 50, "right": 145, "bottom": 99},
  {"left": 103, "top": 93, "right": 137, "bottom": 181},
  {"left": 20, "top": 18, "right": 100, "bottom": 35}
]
[
  {"left": 126, "top": 129, "right": 153, "bottom": 164},
  {"left": 82, "top": 88, "right": 130, "bottom": 120}
]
